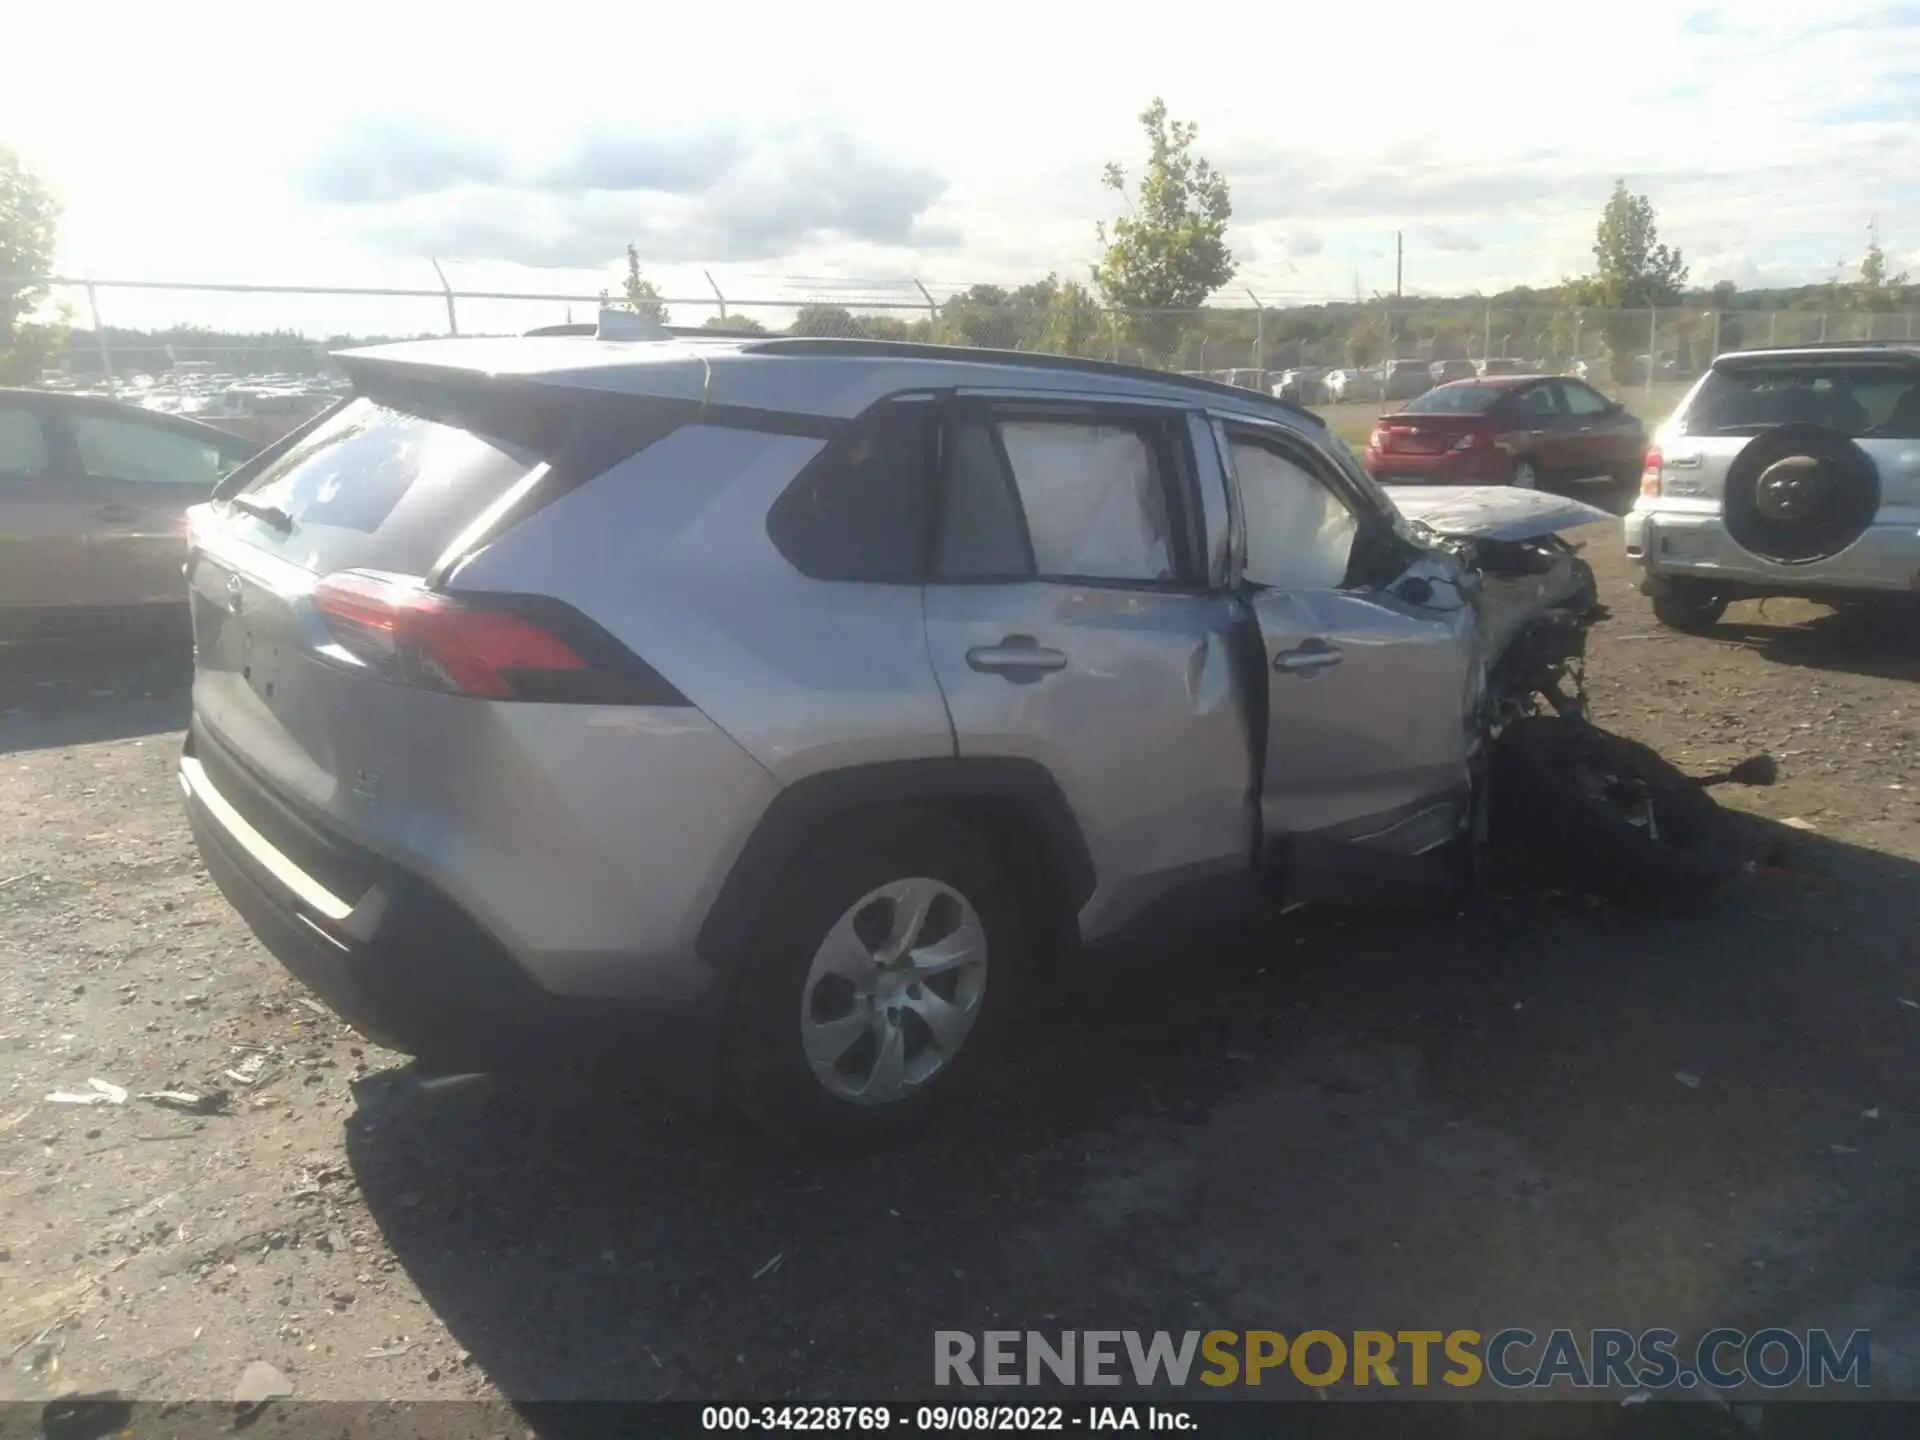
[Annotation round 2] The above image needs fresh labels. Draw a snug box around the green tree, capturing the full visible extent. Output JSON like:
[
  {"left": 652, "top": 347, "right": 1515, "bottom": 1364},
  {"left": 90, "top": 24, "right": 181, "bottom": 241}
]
[
  {"left": 1, "top": 146, "right": 60, "bottom": 384},
  {"left": 1020, "top": 274, "right": 1107, "bottom": 358},
  {"left": 1570, "top": 181, "right": 1688, "bottom": 382},
  {"left": 701, "top": 313, "right": 767, "bottom": 334},
  {"left": 788, "top": 303, "right": 864, "bottom": 337},
  {"left": 1856, "top": 223, "right": 1907, "bottom": 311},
  {"left": 1093, "top": 98, "right": 1234, "bottom": 361},
  {"left": 618, "top": 244, "right": 670, "bottom": 325}
]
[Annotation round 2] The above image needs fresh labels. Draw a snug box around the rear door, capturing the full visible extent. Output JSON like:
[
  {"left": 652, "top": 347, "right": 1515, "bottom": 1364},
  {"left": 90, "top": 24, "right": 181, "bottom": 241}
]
[
  {"left": 920, "top": 396, "right": 1259, "bottom": 943},
  {"left": 68, "top": 407, "right": 251, "bottom": 605},
  {"left": 1507, "top": 381, "right": 1568, "bottom": 477},
  {"left": 1554, "top": 379, "right": 1640, "bottom": 480},
  {"left": 0, "top": 397, "right": 90, "bottom": 612},
  {"left": 1220, "top": 418, "right": 1483, "bottom": 887}
]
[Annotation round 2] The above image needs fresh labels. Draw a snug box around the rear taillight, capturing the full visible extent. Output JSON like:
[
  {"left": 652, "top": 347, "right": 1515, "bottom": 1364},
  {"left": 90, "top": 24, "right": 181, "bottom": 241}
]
[
  {"left": 1368, "top": 427, "right": 1387, "bottom": 451},
  {"left": 1640, "top": 447, "right": 1662, "bottom": 498},
  {"left": 312, "top": 571, "right": 686, "bottom": 705}
]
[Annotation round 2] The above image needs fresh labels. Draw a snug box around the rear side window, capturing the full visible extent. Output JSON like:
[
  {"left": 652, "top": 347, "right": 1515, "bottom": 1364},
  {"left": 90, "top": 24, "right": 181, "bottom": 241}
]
[
  {"left": 228, "top": 390, "right": 680, "bottom": 576},
  {"left": 767, "top": 399, "right": 931, "bottom": 582},
  {"left": 1681, "top": 366, "right": 1920, "bottom": 439},
  {"left": 0, "top": 405, "right": 52, "bottom": 476},
  {"left": 73, "top": 413, "right": 238, "bottom": 487}
]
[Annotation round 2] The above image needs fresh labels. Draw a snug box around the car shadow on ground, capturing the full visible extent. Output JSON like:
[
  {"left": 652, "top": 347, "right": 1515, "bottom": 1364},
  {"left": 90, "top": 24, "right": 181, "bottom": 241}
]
[
  {"left": 341, "top": 812, "right": 1920, "bottom": 1422},
  {"left": 0, "top": 623, "right": 193, "bottom": 754},
  {"left": 1706, "top": 600, "right": 1920, "bottom": 684}
]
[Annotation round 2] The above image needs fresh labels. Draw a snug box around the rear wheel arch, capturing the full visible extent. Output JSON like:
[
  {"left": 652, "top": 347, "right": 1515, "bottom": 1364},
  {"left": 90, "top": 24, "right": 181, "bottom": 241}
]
[{"left": 695, "top": 757, "right": 1094, "bottom": 978}]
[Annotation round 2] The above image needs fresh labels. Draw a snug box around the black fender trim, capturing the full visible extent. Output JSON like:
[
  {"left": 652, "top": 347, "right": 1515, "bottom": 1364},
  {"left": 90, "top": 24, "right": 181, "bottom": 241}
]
[{"left": 694, "top": 757, "right": 1096, "bottom": 972}]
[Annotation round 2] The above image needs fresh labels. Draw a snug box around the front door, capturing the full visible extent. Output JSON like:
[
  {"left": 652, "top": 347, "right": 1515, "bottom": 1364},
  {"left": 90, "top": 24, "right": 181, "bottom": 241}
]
[
  {"left": 1554, "top": 379, "right": 1641, "bottom": 481},
  {"left": 1217, "top": 419, "right": 1482, "bottom": 897},
  {"left": 0, "top": 399, "right": 94, "bottom": 614},
  {"left": 69, "top": 409, "right": 236, "bottom": 606},
  {"left": 920, "top": 397, "right": 1259, "bottom": 944}
]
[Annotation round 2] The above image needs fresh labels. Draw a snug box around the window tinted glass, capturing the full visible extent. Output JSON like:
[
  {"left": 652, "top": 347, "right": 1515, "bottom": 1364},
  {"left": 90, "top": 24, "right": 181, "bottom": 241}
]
[
  {"left": 769, "top": 401, "right": 930, "bottom": 581},
  {"left": 0, "top": 406, "right": 51, "bottom": 475},
  {"left": 999, "top": 420, "right": 1174, "bottom": 582},
  {"left": 1400, "top": 386, "right": 1506, "bottom": 415},
  {"left": 1558, "top": 383, "right": 1613, "bottom": 416},
  {"left": 1515, "top": 385, "right": 1563, "bottom": 418},
  {"left": 229, "top": 397, "right": 540, "bottom": 575},
  {"left": 1232, "top": 440, "right": 1358, "bottom": 591},
  {"left": 933, "top": 418, "right": 1031, "bottom": 579},
  {"left": 73, "top": 414, "right": 235, "bottom": 487},
  {"left": 1682, "top": 366, "right": 1920, "bottom": 438}
]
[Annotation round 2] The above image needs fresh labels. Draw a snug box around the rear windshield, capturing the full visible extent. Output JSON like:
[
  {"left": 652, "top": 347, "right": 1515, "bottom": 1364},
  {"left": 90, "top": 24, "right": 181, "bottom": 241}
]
[
  {"left": 228, "top": 398, "right": 540, "bottom": 575},
  {"left": 227, "top": 387, "right": 682, "bottom": 575},
  {"left": 1680, "top": 365, "right": 1920, "bottom": 439},
  {"left": 1399, "top": 386, "right": 1506, "bottom": 415}
]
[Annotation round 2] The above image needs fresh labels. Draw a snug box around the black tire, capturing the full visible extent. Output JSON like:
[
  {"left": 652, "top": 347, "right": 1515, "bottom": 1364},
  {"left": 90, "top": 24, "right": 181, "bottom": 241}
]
[
  {"left": 1649, "top": 577, "right": 1729, "bottom": 633},
  {"left": 721, "top": 809, "right": 1025, "bottom": 1148},
  {"left": 1492, "top": 716, "right": 1741, "bottom": 909},
  {"left": 1723, "top": 423, "right": 1879, "bottom": 564}
]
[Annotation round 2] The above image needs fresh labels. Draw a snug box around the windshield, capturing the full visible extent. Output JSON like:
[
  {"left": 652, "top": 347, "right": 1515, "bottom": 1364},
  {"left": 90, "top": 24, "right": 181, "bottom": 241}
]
[
  {"left": 1399, "top": 386, "right": 1507, "bottom": 415},
  {"left": 1680, "top": 364, "right": 1920, "bottom": 438}
]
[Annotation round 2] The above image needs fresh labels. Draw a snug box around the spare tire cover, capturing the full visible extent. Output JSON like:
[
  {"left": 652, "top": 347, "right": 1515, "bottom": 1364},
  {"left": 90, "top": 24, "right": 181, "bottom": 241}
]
[{"left": 1722, "top": 422, "right": 1879, "bottom": 564}]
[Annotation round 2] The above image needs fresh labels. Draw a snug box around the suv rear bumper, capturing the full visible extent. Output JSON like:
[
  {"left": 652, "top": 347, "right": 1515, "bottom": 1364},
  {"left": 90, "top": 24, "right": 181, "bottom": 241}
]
[
  {"left": 1625, "top": 504, "right": 1920, "bottom": 595},
  {"left": 181, "top": 736, "right": 725, "bottom": 1092}
]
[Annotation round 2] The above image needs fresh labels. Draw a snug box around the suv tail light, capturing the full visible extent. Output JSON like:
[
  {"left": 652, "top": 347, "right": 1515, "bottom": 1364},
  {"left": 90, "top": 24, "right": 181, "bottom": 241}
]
[
  {"left": 313, "top": 571, "right": 688, "bottom": 705},
  {"left": 1640, "top": 447, "right": 1662, "bottom": 497}
]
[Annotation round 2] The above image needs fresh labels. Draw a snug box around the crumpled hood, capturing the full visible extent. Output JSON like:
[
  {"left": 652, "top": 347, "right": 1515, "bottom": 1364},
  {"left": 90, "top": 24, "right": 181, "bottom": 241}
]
[{"left": 1383, "top": 485, "right": 1616, "bottom": 542}]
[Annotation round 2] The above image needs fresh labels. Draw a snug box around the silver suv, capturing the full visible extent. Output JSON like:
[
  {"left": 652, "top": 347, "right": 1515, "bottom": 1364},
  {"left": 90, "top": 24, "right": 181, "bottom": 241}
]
[
  {"left": 1627, "top": 344, "right": 1920, "bottom": 630},
  {"left": 181, "top": 326, "right": 1601, "bottom": 1142}
]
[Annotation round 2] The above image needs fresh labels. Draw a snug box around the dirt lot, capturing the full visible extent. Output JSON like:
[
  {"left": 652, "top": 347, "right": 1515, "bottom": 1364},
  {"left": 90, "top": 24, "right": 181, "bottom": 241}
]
[{"left": 2, "top": 530, "right": 1918, "bottom": 1419}]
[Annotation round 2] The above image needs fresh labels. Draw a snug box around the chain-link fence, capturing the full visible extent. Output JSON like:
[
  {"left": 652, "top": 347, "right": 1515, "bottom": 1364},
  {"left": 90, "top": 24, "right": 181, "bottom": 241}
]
[{"left": 12, "top": 275, "right": 1920, "bottom": 426}]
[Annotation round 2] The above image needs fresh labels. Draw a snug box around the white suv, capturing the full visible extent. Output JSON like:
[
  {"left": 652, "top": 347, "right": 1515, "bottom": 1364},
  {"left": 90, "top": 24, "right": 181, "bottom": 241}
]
[{"left": 1626, "top": 345, "right": 1920, "bottom": 630}]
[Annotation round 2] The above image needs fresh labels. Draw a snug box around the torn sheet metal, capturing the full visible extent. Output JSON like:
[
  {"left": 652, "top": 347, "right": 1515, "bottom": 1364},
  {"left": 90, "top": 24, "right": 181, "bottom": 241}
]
[{"left": 1384, "top": 485, "right": 1616, "bottom": 542}]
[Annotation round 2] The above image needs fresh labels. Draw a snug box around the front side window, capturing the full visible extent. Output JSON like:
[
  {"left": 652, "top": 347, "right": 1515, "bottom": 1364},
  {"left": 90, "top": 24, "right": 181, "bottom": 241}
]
[
  {"left": 0, "top": 405, "right": 52, "bottom": 476},
  {"left": 73, "top": 414, "right": 235, "bottom": 487},
  {"left": 1231, "top": 438, "right": 1359, "bottom": 591}
]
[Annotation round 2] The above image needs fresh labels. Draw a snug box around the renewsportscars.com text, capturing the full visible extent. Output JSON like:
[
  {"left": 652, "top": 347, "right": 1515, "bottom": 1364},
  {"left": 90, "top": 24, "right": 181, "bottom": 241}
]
[{"left": 934, "top": 1328, "right": 1872, "bottom": 1391}]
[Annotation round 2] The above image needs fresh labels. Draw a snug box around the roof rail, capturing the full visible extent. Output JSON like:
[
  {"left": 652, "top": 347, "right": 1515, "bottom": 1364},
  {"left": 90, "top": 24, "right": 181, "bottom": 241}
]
[{"left": 740, "top": 337, "right": 1323, "bottom": 425}]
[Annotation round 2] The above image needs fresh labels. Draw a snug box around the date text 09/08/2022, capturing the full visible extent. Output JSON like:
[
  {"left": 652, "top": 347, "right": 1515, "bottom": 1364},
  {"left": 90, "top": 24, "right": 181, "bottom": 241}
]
[{"left": 702, "top": 1406, "right": 1188, "bottom": 1431}]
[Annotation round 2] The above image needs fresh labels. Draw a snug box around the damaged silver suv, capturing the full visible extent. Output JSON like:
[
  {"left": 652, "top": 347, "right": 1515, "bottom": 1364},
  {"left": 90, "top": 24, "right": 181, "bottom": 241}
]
[{"left": 182, "top": 323, "right": 1672, "bottom": 1144}]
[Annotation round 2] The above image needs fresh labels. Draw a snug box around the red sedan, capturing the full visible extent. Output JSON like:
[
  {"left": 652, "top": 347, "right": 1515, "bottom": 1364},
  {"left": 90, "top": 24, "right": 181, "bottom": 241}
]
[{"left": 1364, "top": 375, "right": 1647, "bottom": 497}]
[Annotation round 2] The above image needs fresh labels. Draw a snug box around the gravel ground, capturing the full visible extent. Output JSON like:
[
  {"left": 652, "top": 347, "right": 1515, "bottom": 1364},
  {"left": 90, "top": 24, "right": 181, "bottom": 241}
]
[{"left": 2, "top": 529, "right": 1918, "bottom": 1417}]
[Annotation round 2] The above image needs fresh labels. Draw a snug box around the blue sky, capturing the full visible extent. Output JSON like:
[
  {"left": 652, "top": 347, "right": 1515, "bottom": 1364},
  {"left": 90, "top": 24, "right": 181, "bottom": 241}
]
[{"left": 4, "top": 0, "right": 1917, "bottom": 334}]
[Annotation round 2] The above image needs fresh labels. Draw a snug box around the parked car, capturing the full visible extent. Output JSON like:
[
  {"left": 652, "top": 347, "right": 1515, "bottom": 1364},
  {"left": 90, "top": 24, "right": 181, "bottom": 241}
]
[
  {"left": 0, "top": 388, "right": 262, "bottom": 633},
  {"left": 1628, "top": 344, "right": 1920, "bottom": 631},
  {"left": 1271, "top": 367, "right": 1330, "bottom": 404},
  {"left": 1363, "top": 375, "right": 1647, "bottom": 496},
  {"left": 1477, "top": 358, "right": 1531, "bottom": 377},
  {"left": 178, "top": 325, "right": 1631, "bottom": 1143},
  {"left": 1429, "top": 359, "right": 1478, "bottom": 386},
  {"left": 1321, "top": 366, "right": 1371, "bottom": 403}
]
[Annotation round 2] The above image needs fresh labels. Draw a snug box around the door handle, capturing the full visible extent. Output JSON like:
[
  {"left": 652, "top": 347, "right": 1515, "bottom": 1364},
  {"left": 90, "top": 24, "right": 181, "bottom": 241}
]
[
  {"left": 1273, "top": 641, "right": 1345, "bottom": 675},
  {"left": 92, "top": 503, "right": 139, "bottom": 523},
  {"left": 966, "top": 635, "right": 1067, "bottom": 682}
]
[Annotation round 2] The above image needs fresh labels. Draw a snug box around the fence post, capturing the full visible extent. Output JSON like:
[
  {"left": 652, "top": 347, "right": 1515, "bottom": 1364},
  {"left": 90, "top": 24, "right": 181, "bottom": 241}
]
[
  {"left": 1909, "top": 312, "right": 1915, "bottom": 341},
  {"left": 1246, "top": 287, "right": 1265, "bottom": 382},
  {"left": 1645, "top": 307, "right": 1657, "bottom": 407},
  {"left": 1769, "top": 312, "right": 1778, "bottom": 347},
  {"left": 912, "top": 279, "right": 939, "bottom": 337},
  {"left": 429, "top": 259, "right": 459, "bottom": 336},
  {"left": 1711, "top": 308, "right": 1722, "bottom": 359},
  {"left": 1482, "top": 304, "right": 1492, "bottom": 365},
  {"left": 83, "top": 280, "right": 116, "bottom": 395},
  {"left": 703, "top": 270, "right": 727, "bottom": 322},
  {"left": 1107, "top": 309, "right": 1120, "bottom": 362},
  {"left": 1819, "top": 311, "right": 1829, "bottom": 342}
]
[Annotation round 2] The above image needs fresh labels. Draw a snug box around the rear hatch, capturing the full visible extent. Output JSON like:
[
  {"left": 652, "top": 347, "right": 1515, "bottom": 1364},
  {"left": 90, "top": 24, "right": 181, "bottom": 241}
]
[
  {"left": 186, "top": 366, "right": 682, "bottom": 882},
  {"left": 1658, "top": 353, "right": 1920, "bottom": 512}
]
